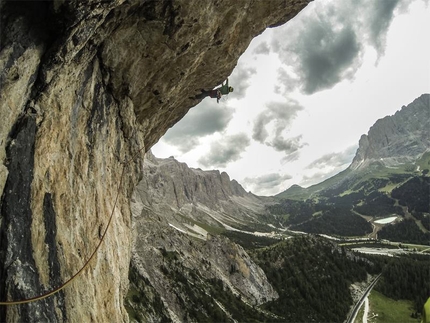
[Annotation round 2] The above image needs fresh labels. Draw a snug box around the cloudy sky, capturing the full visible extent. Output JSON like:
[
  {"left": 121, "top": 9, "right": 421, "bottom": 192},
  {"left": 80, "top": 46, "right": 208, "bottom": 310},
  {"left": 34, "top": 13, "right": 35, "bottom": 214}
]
[{"left": 153, "top": 0, "right": 430, "bottom": 196}]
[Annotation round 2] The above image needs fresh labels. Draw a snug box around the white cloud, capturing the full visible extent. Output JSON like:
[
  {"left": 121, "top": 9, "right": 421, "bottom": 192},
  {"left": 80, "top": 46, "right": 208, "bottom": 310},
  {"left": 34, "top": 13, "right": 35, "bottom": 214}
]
[
  {"left": 252, "top": 100, "right": 306, "bottom": 156},
  {"left": 163, "top": 101, "right": 233, "bottom": 152},
  {"left": 272, "top": 0, "right": 407, "bottom": 95},
  {"left": 198, "top": 133, "right": 250, "bottom": 168},
  {"left": 228, "top": 64, "right": 257, "bottom": 99},
  {"left": 252, "top": 41, "right": 270, "bottom": 55},
  {"left": 306, "top": 145, "right": 358, "bottom": 170},
  {"left": 268, "top": 135, "right": 307, "bottom": 155},
  {"left": 152, "top": 0, "right": 430, "bottom": 196},
  {"left": 243, "top": 173, "right": 292, "bottom": 195}
]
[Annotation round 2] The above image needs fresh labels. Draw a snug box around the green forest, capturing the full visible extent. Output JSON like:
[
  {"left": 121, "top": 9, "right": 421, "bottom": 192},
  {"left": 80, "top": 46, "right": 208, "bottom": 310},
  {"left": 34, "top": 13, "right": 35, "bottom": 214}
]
[
  {"left": 249, "top": 236, "right": 377, "bottom": 322},
  {"left": 392, "top": 176, "right": 430, "bottom": 213},
  {"left": 267, "top": 199, "right": 372, "bottom": 236},
  {"left": 246, "top": 236, "right": 430, "bottom": 322},
  {"left": 268, "top": 173, "right": 429, "bottom": 245},
  {"left": 378, "top": 218, "right": 430, "bottom": 245},
  {"left": 373, "top": 254, "right": 430, "bottom": 314},
  {"left": 290, "top": 207, "right": 372, "bottom": 236},
  {"left": 127, "top": 234, "right": 430, "bottom": 322}
]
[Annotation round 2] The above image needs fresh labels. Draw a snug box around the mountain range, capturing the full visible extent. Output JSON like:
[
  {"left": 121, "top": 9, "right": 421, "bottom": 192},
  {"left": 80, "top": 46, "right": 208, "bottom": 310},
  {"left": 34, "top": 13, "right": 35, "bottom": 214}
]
[
  {"left": 351, "top": 93, "right": 429, "bottom": 169},
  {"left": 131, "top": 95, "right": 429, "bottom": 245},
  {"left": 126, "top": 93, "right": 429, "bottom": 321},
  {"left": 279, "top": 93, "right": 429, "bottom": 199}
]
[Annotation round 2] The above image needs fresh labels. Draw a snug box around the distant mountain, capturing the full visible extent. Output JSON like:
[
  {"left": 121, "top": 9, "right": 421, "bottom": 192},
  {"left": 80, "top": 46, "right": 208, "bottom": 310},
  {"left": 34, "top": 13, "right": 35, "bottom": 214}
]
[
  {"left": 127, "top": 95, "right": 430, "bottom": 322},
  {"left": 278, "top": 93, "right": 430, "bottom": 200},
  {"left": 351, "top": 93, "right": 429, "bottom": 170},
  {"left": 134, "top": 151, "right": 276, "bottom": 236},
  {"left": 274, "top": 94, "right": 429, "bottom": 243},
  {"left": 129, "top": 152, "right": 280, "bottom": 321}
]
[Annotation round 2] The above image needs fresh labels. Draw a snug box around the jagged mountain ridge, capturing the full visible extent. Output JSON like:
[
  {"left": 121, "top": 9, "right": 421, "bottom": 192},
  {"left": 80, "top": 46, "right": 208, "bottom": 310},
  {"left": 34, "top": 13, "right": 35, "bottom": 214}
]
[
  {"left": 128, "top": 92, "right": 430, "bottom": 319},
  {"left": 134, "top": 151, "right": 276, "bottom": 239},
  {"left": 351, "top": 93, "right": 430, "bottom": 169},
  {"left": 278, "top": 93, "right": 430, "bottom": 199},
  {"left": 128, "top": 153, "right": 280, "bottom": 321},
  {"left": 272, "top": 95, "right": 429, "bottom": 243},
  {"left": 129, "top": 209, "right": 279, "bottom": 322},
  {"left": 135, "top": 94, "right": 429, "bottom": 237}
]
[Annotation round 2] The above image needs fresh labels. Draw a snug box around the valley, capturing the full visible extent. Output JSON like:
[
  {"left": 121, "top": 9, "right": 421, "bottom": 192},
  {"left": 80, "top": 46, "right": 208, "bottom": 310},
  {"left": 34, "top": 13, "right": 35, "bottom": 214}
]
[{"left": 126, "top": 94, "right": 429, "bottom": 322}]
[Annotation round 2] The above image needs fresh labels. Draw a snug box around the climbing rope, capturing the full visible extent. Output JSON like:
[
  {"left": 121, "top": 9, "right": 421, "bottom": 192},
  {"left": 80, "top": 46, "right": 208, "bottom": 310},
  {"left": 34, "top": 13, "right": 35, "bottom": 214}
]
[
  {"left": 0, "top": 84, "right": 186, "bottom": 306},
  {"left": 0, "top": 142, "right": 146, "bottom": 305}
]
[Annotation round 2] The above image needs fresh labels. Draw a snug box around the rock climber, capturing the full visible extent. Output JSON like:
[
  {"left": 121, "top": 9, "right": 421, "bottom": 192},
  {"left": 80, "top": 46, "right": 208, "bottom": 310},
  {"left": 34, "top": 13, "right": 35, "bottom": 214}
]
[{"left": 195, "top": 78, "right": 234, "bottom": 103}]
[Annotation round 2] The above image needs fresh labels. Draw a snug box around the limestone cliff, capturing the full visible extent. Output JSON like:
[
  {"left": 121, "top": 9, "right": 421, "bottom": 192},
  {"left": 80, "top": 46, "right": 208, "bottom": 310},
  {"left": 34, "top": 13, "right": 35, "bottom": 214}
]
[
  {"left": 130, "top": 214, "right": 278, "bottom": 322},
  {"left": 129, "top": 152, "right": 279, "bottom": 321},
  {"left": 351, "top": 93, "right": 430, "bottom": 169},
  {"left": 0, "top": 0, "right": 311, "bottom": 322},
  {"left": 135, "top": 152, "right": 275, "bottom": 235}
]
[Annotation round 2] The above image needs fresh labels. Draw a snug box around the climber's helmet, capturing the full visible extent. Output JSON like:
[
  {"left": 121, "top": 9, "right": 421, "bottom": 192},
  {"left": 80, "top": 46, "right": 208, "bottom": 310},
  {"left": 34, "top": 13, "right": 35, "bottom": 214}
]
[{"left": 229, "top": 86, "right": 234, "bottom": 92}]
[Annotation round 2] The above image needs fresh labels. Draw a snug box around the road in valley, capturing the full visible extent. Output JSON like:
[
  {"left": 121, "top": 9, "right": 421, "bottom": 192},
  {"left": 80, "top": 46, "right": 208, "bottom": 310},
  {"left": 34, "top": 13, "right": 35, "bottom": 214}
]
[
  {"left": 346, "top": 274, "right": 381, "bottom": 323},
  {"left": 362, "top": 296, "right": 369, "bottom": 323}
]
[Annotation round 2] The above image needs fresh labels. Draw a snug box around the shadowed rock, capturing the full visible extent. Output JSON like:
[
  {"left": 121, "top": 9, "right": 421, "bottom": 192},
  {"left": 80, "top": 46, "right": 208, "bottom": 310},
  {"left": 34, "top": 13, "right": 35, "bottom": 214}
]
[{"left": 0, "top": 0, "right": 311, "bottom": 321}]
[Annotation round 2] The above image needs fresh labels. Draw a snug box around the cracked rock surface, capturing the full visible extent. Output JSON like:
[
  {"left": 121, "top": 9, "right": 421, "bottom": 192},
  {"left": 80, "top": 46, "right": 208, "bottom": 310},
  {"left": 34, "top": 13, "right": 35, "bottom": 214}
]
[{"left": 0, "top": 0, "right": 311, "bottom": 321}]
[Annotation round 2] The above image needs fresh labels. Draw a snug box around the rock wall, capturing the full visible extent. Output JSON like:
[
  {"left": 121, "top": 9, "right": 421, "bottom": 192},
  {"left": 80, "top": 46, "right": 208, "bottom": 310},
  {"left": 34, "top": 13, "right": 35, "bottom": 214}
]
[
  {"left": 137, "top": 152, "right": 274, "bottom": 231},
  {"left": 129, "top": 153, "right": 280, "bottom": 321},
  {"left": 130, "top": 212, "right": 279, "bottom": 322},
  {"left": 0, "top": 0, "right": 311, "bottom": 321},
  {"left": 351, "top": 94, "right": 430, "bottom": 169}
]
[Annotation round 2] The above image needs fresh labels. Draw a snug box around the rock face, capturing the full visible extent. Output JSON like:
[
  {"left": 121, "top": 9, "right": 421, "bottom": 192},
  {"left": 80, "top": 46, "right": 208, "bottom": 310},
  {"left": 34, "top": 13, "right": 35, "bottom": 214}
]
[
  {"left": 136, "top": 152, "right": 274, "bottom": 233},
  {"left": 130, "top": 152, "right": 279, "bottom": 321},
  {"left": 130, "top": 216, "right": 278, "bottom": 322},
  {"left": 277, "top": 94, "right": 429, "bottom": 200},
  {"left": 0, "top": 0, "right": 311, "bottom": 321},
  {"left": 351, "top": 94, "right": 430, "bottom": 169}
]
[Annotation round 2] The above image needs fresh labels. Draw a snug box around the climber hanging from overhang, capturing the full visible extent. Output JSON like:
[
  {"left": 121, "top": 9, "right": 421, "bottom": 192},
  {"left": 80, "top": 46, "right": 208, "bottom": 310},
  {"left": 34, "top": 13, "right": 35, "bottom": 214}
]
[{"left": 194, "top": 78, "right": 234, "bottom": 103}]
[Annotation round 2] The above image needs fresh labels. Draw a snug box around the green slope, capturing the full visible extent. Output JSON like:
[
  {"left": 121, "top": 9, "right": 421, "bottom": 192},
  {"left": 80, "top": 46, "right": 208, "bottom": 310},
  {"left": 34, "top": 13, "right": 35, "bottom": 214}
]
[{"left": 277, "top": 151, "right": 430, "bottom": 201}]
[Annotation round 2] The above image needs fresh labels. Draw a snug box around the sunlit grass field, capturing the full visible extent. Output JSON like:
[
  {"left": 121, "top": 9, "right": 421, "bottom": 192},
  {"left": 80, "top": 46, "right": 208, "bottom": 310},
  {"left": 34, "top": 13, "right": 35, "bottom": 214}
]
[{"left": 367, "top": 290, "right": 418, "bottom": 323}]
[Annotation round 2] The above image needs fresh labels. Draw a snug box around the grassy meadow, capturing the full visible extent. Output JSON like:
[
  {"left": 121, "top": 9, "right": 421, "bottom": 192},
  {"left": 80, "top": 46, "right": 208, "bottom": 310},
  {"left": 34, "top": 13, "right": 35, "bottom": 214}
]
[{"left": 367, "top": 290, "right": 418, "bottom": 323}]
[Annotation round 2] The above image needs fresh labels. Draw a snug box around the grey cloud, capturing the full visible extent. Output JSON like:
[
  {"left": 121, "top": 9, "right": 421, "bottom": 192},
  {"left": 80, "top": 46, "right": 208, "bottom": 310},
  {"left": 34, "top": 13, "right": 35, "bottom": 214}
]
[
  {"left": 163, "top": 101, "right": 233, "bottom": 152},
  {"left": 252, "top": 113, "right": 271, "bottom": 142},
  {"left": 267, "top": 101, "right": 304, "bottom": 129},
  {"left": 252, "top": 100, "right": 304, "bottom": 143},
  {"left": 198, "top": 133, "right": 250, "bottom": 168},
  {"left": 273, "top": 0, "right": 404, "bottom": 95},
  {"left": 278, "top": 21, "right": 363, "bottom": 94},
  {"left": 281, "top": 151, "right": 301, "bottom": 163},
  {"left": 228, "top": 65, "right": 257, "bottom": 99},
  {"left": 252, "top": 100, "right": 306, "bottom": 156},
  {"left": 306, "top": 145, "right": 358, "bottom": 169},
  {"left": 253, "top": 41, "right": 270, "bottom": 55},
  {"left": 275, "top": 68, "right": 297, "bottom": 95},
  {"left": 300, "top": 146, "right": 358, "bottom": 187},
  {"left": 268, "top": 135, "right": 307, "bottom": 155},
  {"left": 298, "top": 26, "right": 361, "bottom": 94},
  {"left": 367, "top": 0, "right": 401, "bottom": 57},
  {"left": 243, "top": 173, "right": 292, "bottom": 191}
]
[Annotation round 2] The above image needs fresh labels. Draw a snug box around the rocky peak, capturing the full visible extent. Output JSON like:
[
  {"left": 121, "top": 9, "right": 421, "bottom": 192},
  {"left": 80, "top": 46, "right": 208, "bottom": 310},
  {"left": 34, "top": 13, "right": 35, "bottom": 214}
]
[
  {"left": 350, "top": 93, "right": 430, "bottom": 169},
  {"left": 131, "top": 217, "right": 278, "bottom": 321},
  {"left": 143, "top": 151, "right": 248, "bottom": 208},
  {"left": 129, "top": 152, "right": 279, "bottom": 321},
  {"left": 135, "top": 151, "right": 272, "bottom": 235}
]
